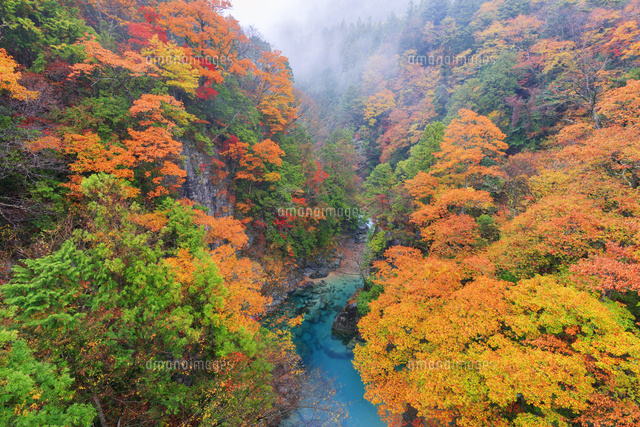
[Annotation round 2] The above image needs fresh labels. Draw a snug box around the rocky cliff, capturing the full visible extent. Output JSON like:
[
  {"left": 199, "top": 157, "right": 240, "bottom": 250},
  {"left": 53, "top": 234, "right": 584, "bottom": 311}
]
[{"left": 181, "top": 141, "right": 232, "bottom": 217}]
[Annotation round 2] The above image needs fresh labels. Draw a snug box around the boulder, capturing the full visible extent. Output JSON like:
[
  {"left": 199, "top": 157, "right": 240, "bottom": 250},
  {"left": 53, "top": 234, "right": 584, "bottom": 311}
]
[
  {"left": 310, "top": 269, "right": 329, "bottom": 279},
  {"left": 331, "top": 302, "right": 360, "bottom": 338}
]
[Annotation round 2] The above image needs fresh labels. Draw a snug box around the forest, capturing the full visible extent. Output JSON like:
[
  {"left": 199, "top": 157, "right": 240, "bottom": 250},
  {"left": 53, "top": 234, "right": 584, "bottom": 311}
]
[{"left": 1, "top": 0, "right": 640, "bottom": 426}]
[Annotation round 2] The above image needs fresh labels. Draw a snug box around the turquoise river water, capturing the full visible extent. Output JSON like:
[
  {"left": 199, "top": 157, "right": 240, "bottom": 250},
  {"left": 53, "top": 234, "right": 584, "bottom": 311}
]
[{"left": 266, "top": 273, "right": 385, "bottom": 426}]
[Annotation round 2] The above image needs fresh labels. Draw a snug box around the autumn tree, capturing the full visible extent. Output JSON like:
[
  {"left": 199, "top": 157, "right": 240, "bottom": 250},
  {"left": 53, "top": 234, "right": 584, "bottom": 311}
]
[
  {"left": 0, "top": 49, "right": 38, "bottom": 101},
  {"left": 475, "top": 14, "right": 544, "bottom": 61},
  {"left": 403, "top": 110, "right": 506, "bottom": 258},
  {"left": 141, "top": 35, "right": 200, "bottom": 95},
  {"left": 69, "top": 35, "right": 157, "bottom": 94},
  {"left": 59, "top": 94, "right": 193, "bottom": 198},
  {"left": 355, "top": 248, "right": 640, "bottom": 426},
  {"left": 220, "top": 135, "right": 284, "bottom": 187},
  {"left": 250, "top": 49, "right": 298, "bottom": 134},
  {"left": 432, "top": 108, "right": 508, "bottom": 189},
  {"left": 1, "top": 174, "right": 292, "bottom": 426},
  {"left": 124, "top": 94, "right": 193, "bottom": 197},
  {"left": 158, "top": 0, "right": 253, "bottom": 86},
  {"left": 489, "top": 194, "right": 617, "bottom": 280},
  {"left": 363, "top": 87, "right": 396, "bottom": 127},
  {"left": 530, "top": 8, "right": 624, "bottom": 128},
  {"left": 406, "top": 172, "right": 493, "bottom": 258},
  {"left": 572, "top": 240, "right": 640, "bottom": 299},
  {"left": 0, "top": 330, "right": 96, "bottom": 425}
]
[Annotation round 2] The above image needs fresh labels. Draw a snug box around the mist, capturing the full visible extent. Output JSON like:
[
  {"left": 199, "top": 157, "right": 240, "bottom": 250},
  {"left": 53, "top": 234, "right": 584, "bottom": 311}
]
[{"left": 230, "top": 0, "right": 411, "bottom": 84}]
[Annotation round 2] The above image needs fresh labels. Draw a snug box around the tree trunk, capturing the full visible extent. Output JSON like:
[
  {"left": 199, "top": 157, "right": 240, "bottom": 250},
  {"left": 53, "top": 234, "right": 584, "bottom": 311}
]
[{"left": 92, "top": 392, "right": 108, "bottom": 427}]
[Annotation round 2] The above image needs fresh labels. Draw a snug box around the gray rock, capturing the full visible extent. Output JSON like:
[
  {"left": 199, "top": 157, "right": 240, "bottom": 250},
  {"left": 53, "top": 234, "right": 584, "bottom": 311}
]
[
  {"left": 310, "top": 269, "right": 329, "bottom": 279},
  {"left": 346, "top": 338, "right": 358, "bottom": 350},
  {"left": 180, "top": 142, "right": 231, "bottom": 216},
  {"left": 332, "top": 302, "right": 360, "bottom": 338}
]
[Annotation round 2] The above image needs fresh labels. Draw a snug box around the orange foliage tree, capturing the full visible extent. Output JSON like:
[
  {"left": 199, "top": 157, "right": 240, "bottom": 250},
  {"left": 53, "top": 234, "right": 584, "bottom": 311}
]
[
  {"left": 250, "top": 50, "right": 298, "bottom": 134},
  {"left": 125, "top": 94, "right": 193, "bottom": 197},
  {"left": 69, "top": 35, "right": 157, "bottom": 90},
  {"left": 61, "top": 94, "right": 194, "bottom": 198},
  {"left": 572, "top": 240, "right": 640, "bottom": 296},
  {"left": 220, "top": 135, "right": 285, "bottom": 186},
  {"left": 158, "top": 0, "right": 253, "bottom": 86},
  {"left": 432, "top": 108, "right": 508, "bottom": 189},
  {"left": 355, "top": 248, "right": 640, "bottom": 426},
  {"left": 0, "top": 48, "right": 38, "bottom": 101},
  {"left": 489, "top": 194, "right": 617, "bottom": 279},
  {"left": 405, "top": 109, "right": 506, "bottom": 258},
  {"left": 407, "top": 173, "right": 494, "bottom": 258}
]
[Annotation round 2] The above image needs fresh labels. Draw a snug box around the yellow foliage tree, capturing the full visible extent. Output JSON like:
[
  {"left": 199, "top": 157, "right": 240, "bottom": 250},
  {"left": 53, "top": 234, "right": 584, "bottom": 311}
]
[{"left": 0, "top": 48, "right": 38, "bottom": 100}]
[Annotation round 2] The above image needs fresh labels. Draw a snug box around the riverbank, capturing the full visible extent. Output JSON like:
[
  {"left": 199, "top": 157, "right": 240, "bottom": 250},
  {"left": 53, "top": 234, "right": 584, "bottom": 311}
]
[{"left": 263, "top": 233, "right": 367, "bottom": 314}]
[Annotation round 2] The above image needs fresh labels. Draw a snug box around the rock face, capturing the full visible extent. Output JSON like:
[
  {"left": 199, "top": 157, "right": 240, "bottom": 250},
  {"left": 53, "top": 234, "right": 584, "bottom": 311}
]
[
  {"left": 331, "top": 302, "right": 360, "bottom": 338},
  {"left": 180, "top": 142, "right": 231, "bottom": 216},
  {"left": 264, "top": 270, "right": 306, "bottom": 313},
  {"left": 353, "top": 223, "right": 370, "bottom": 243}
]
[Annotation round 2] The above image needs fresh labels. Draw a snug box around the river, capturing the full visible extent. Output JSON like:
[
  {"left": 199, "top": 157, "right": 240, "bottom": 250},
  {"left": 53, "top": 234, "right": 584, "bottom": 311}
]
[{"left": 264, "top": 242, "right": 385, "bottom": 426}]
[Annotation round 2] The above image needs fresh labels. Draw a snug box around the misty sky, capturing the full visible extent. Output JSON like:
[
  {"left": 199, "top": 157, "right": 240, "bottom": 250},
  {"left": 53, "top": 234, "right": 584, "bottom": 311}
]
[
  {"left": 229, "top": 0, "right": 411, "bottom": 77},
  {"left": 230, "top": 0, "right": 411, "bottom": 43}
]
